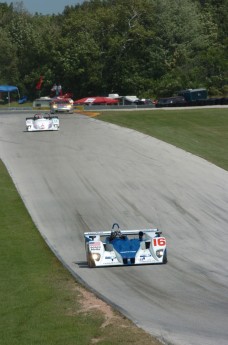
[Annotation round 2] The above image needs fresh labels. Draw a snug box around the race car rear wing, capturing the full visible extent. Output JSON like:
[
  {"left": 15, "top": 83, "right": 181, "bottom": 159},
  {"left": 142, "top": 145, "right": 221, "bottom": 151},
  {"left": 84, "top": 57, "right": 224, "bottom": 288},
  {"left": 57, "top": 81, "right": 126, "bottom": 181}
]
[
  {"left": 84, "top": 229, "right": 160, "bottom": 236},
  {"left": 84, "top": 229, "right": 162, "bottom": 242}
]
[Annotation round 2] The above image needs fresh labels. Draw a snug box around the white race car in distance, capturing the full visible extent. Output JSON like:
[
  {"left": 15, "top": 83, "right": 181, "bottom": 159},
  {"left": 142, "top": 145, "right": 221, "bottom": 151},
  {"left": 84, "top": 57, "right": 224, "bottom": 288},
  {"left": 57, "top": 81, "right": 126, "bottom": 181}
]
[
  {"left": 50, "top": 98, "right": 74, "bottom": 113},
  {"left": 26, "top": 114, "right": 59, "bottom": 131},
  {"left": 84, "top": 223, "right": 167, "bottom": 268}
]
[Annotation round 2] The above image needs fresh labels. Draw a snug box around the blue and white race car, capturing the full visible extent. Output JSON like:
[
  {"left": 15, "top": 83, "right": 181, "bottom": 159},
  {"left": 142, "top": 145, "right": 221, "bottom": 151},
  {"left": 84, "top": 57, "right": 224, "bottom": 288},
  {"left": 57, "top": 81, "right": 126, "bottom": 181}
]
[
  {"left": 26, "top": 114, "right": 59, "bottom": 131},
  {"left": 84, "top": 223, "right": 167, "bottom": 267}
]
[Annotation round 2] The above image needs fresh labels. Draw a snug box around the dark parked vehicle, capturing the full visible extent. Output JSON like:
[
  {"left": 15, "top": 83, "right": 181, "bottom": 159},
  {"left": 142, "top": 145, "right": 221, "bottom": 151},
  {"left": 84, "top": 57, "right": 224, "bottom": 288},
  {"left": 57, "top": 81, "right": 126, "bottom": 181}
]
[
  {"left": 177, "top": 88, "right": 208, "bottom": 103},
  {"left": 155, "top": 96, "right": 187, "bottom": 108},
  {"left": 155, "top": 89, "right": 228, "bottom": 108}
]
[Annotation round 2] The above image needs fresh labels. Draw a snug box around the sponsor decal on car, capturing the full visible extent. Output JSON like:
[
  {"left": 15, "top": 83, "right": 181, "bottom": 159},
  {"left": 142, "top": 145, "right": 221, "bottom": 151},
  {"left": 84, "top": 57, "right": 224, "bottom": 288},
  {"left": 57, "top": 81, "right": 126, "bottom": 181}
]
[
  {"left": 89, "top": 242, "right": 101, "bottom": 250},
  {"left": 140, "top": 254, "right": 152, "bottom": 261}
]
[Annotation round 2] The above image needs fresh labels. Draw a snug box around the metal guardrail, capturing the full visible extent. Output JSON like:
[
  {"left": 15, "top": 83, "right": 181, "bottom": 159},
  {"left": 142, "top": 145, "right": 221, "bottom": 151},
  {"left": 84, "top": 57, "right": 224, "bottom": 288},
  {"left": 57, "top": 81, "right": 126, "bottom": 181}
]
[
  {"left": 83, "top": 104, "right": 156, "bottom": 111},
  {"left": 1, "top": 99, "right": 227, "bottom": 112}
]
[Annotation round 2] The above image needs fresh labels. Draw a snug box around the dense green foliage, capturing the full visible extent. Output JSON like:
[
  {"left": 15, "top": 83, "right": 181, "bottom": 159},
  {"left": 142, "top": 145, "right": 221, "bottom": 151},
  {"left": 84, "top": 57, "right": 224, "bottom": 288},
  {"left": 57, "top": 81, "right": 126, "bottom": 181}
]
[{"left": 0, "top": 0, "right": 227, "bottom": 100}]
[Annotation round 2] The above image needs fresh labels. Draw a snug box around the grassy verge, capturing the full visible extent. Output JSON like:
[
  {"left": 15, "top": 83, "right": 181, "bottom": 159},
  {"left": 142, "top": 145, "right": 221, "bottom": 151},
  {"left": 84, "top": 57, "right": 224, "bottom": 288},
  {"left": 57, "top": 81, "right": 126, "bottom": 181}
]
[
  {"left": 0, "top": 159, "right": 162, "bottom": 345},
  {"left": 98, "top": 108, "right": 228, "bottom": 171},
  {"left": 0, "top": 101, "right": 33, "bottom": 108}
]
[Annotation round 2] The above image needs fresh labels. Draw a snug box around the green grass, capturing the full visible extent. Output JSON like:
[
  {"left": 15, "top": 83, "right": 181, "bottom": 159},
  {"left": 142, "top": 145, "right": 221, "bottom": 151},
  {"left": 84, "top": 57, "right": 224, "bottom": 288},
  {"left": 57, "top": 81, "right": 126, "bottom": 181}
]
[
  {"left": 98, "top": 108, "right": 228, "bottom": 170},
  {"left": 0, "top": 101, "right": 33, "bottom": 107},
  {"left": 0, "top": 159, "right": 162, "bottom": 345}
]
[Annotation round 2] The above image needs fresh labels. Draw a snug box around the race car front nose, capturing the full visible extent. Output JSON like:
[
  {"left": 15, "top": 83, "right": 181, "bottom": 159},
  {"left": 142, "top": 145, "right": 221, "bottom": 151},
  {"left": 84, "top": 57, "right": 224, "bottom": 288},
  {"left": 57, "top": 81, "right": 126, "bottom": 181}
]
[{"left": 123, "top": 258, "right": 135, "bottom": 265}]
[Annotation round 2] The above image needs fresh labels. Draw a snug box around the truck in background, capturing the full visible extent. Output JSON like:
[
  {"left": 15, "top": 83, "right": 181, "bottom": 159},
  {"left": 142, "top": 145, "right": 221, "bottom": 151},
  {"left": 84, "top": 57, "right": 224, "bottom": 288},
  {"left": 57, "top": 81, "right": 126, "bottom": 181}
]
[
  {"left": 155, "top": 88, "right": 228, "bottom": 107},
  {"left": 177, "top": 88, "right": 208, "bottom": 103}
]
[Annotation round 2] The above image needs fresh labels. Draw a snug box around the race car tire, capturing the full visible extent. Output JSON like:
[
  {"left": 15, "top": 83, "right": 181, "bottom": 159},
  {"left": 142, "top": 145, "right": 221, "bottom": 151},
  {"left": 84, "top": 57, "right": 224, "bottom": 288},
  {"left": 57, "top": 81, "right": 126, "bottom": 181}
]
[
  {"left": 163, "top": 250, "right": 168, "bottom": 264},
  {"left": 87, "top": 253, "right": 95, "bottom": 268}
]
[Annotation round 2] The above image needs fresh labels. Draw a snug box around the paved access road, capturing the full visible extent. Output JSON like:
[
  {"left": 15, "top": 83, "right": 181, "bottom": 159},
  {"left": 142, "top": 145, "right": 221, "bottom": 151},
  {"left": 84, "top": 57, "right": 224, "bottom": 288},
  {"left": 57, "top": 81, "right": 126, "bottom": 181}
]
[{"left": 0, "top": 111, "right": 228, "bottom": 345}]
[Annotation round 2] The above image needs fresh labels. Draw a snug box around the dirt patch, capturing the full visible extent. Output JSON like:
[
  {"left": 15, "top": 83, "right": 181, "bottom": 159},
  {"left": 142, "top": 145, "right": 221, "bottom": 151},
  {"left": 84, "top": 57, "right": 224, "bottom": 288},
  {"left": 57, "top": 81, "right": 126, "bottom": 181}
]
[
  {"left": 67, "top": 282, "right": 164, "bottom": 345},
  {"left": 74, "top": 110, "right": 100, "bottom": 117},
  {"left": 76, "top": 285, "right": 119, "bottom": 328}
]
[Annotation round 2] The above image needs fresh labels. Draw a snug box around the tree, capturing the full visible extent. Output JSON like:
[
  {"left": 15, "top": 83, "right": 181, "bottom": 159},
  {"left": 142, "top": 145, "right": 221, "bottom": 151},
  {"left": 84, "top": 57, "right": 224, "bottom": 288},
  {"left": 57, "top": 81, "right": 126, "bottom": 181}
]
[
  {"left": 0, "top": 0, "right": 227, "bottom": 99},
  {"left": 0, "top": 29, "right": 19, "bottom": 84}
]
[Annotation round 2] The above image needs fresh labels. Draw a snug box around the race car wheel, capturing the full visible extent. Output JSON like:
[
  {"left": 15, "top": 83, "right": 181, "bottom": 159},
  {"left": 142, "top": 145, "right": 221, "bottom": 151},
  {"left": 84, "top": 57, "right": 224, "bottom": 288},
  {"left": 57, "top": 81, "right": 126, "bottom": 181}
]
[
  {"left": 87, "top": 253, "right": 95, "bottom": 268},
  {"left": 162, "top": 250, "right": 168, "bottom": 264}
]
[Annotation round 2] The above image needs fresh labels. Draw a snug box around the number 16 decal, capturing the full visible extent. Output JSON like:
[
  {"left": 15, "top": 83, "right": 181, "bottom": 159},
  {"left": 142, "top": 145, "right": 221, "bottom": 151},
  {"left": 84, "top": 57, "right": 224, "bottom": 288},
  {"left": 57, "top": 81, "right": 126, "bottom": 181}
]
[{"left": 153, "top": 238, "right": 166, "bottom": 246}]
